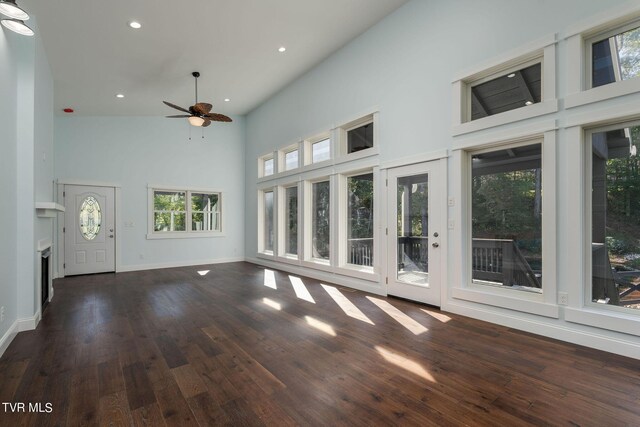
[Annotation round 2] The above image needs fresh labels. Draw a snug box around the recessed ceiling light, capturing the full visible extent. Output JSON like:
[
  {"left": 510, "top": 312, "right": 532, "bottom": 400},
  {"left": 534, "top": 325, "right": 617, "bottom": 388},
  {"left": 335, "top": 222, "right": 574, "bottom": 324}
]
[
  {"left": 525, "top": 101, "right": 533, "bottom": 106},
  {"left": 224, "top": 98, "right": 230, "bottom": 102},
  {"left": 507, "top": 73, "right": 516, "bottom": 78},
  {"left": 278, "top": 46, "right": 286, "bottom": 53},
  {"left": 116, "top": 93, "right": 124, "bottom": 98},
  {"left": 128, "top": 21, "right": 141, "bottom": 29}
]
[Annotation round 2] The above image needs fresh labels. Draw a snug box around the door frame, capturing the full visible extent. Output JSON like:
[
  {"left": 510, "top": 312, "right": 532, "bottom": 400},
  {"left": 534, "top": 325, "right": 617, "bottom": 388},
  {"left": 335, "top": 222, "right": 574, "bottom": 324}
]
[
  {"left": 382, "top": 155, "right": 448, "bottom": 307},
  {"left": 56, "top": 180, "right": 122, "bottom": 278}
]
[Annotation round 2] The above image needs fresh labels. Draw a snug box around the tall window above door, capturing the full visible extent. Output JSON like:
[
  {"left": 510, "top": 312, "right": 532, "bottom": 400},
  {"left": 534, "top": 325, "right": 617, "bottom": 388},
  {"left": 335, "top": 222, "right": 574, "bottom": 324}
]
[
  {"left": 470, "top": 143, "right": 543, "bottom": 293},
  {"left": 588, "top": 122, "right": 640, "bottom": 313}
]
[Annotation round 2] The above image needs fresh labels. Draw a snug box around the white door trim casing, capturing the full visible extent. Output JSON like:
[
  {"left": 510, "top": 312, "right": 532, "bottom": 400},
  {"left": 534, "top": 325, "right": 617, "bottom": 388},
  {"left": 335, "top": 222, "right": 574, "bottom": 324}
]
[{"left": 56, "top": 182, "right": 121, "bottom": 277}]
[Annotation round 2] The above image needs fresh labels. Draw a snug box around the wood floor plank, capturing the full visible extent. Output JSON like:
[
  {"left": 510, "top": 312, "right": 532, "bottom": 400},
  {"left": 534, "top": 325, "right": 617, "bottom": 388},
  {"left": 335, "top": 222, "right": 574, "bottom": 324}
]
[{"left": 0, "top": 261, "right": 639, "bottom": 426}]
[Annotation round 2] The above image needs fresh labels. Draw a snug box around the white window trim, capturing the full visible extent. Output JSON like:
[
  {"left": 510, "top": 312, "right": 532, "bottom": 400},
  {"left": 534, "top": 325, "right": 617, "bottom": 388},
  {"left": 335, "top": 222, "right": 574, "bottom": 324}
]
[
  {"left": 560, "top": 121, "right": 640, "bottom": 337},
  {"left": 338, "top": 114, "right": 377, "bottom": 158},
  {"left": 565, "top": 7, "right": 640, "bottom": 109},
  {"left": 450, "top": 131, "right": 559, "bottom": 318},
  {"left": 259, "top": 153, "right": 276, "bottom": 178},
  {"left": 452, "top": 34, "right": 557, "bottom": 136},
  {"left": 279, "top": 142, "right": 302, "bottom": 173},
  {"left": 304, "top": 133, "right": 332, "bottom": 166},
  {"left": 277, "top": 182, "right": 301, "bottom": 260},
  {"left": 146, "top": 186, "right": 223, "bottom": 239}
]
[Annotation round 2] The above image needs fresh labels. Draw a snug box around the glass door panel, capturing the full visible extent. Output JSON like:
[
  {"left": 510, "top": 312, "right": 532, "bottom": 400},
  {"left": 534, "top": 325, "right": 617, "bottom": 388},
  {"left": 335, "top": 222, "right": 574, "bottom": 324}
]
[{"left": 397, "top": 174, "right": 429, "bottom": 285}]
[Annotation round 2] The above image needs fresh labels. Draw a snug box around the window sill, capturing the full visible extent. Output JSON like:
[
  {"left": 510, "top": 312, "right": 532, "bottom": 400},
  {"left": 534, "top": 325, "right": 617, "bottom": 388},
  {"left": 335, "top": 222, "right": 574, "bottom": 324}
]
[
  {"left": 452, "top": 99, "right": 558, "bottom": 137},
  {"left": 452, "top": 286, "right": 559, "bottom": 318},
  {"left": 146, "top": 232, "right": 224, "bottom": 240},
  {"left": 565, "top": 78, "right": 640, "bottom": 109},
  {"left": 336, "top": 265, "right": 379, "bottom": 282},
  {"left": 565, "top": 306, "right": 640, "bottom": 337}
]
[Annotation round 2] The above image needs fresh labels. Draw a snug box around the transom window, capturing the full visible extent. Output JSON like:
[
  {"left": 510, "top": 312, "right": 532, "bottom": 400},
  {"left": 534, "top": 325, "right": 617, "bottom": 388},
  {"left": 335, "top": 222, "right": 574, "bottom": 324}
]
[
  {"left": 589, "top": 20, "right": 640, "bottom": 88},
  {"left": 263, "top": 157, "right": 275, "bottom": 177},
  {"left": 284, "top": 149, "right": 299, "bottom": 171},
  {"left": 150, "top": 189, "right": 222, "bottom": 236},
  {"left": 347, "top": 123, "right": 374, "bottom": 154},
  {"left": 470, "top": 143, "right": 543, "bottom": 293},
  {"left": 469, "top": 61, "right": 542, "bottom": 121},
  {"left": 311, "top": 138, "right": 331, "bottom": 163}
]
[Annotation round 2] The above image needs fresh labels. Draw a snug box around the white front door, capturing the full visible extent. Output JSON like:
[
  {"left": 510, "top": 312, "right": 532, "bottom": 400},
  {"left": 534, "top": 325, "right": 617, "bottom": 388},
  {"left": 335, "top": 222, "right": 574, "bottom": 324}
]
[
  {"left": 64, "top": 185, "right": 115, "bottom": 276},
  {"left": 387, "top": 160, "right": 446, "bottom": 306}
]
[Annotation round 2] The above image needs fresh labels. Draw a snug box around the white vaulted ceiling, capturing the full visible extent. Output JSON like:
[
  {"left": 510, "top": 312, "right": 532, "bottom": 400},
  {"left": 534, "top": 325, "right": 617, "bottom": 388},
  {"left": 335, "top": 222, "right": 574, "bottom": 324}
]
[{"left": 23, "top": 0, "right": 408, "bottom": 116}]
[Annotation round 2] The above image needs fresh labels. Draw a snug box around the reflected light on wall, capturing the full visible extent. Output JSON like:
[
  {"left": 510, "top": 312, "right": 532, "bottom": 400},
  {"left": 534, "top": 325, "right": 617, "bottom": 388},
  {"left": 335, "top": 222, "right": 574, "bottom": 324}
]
[
  {"left": 264, "top": 269, "right": 277, "bottom": 289},
  {"left": 197, "top": 270, "right": 210, "bottom": 276},
  {"left": 262, "top": 297, "right": 281, "bottom": 311},
  {"left": 305, "top": 316, "right": 336, "bottom": 336},
  {"left": 289, "top": 276, "right": 315, "bottom": 303},
  {"left": 366, "top": 297, "right": 428, "bottom": 335},
  {"left": 420, "top": 308, "right": 451, "bottom": 323},
  {"left": 375, "top": 346, "right": 435, "bottom": 382},
  {"left": 321, "top": 284, "right": 374, "bottom": 325}
]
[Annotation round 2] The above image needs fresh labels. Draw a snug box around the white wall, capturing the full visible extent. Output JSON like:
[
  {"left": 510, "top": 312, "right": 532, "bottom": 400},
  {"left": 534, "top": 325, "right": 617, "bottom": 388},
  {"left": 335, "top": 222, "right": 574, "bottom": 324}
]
[
  {"left": 0, "top": 26, "right": 19, "bottom": 346},
  {"left": 244, "top": 0, "right": 640, "bottom": 358},
  {"left": 55, "top": 116, "right": 245, "bottom": 271}
]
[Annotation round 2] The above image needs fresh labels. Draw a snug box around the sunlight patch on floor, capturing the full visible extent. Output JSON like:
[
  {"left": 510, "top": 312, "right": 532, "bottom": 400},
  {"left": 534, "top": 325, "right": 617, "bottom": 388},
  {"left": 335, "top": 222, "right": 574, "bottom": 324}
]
[
  {"left": 420, "top": 308, "right": 451, "bottom": 323},
  {"left": 375, "top": 345, "right": 435, "bottom": 382},
  {"left": 262, "top": 297, "right": 281, "bottom": 311},
  {"left": 264, "top": 269, "right": 277, "bottom": 289},
  {"left": 321, "top": 284, "right": 374, "bottom": 325},
  {"left": 366, "top": 297, "right": 428, "bottom": 335},
  {"left": 289, "top": 276, "right": 315, "bottom": 303},
  {"left": 305, "top": 316, "right": 336, "bottom": 336},
  {"left": 197, "top": 270, "right": 210, "bottom": 276}
]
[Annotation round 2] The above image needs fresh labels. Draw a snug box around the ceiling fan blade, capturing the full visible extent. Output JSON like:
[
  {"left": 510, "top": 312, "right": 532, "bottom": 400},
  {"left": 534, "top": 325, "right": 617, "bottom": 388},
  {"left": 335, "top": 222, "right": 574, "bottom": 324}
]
[
  {"left": 163, "top": 101, "right": 190, "bottom": 114},
  {"left": 166, "top": 115, "right": 191, "bottom": 118},
  {"left": 193, "top": 103, "right": 213, "bottom": 115},
  {"left": 201, "top": 119, "right": 212, "bottom": 127},
  {"left": 205, "top": 112, "right": 233, "bottom": 123}
]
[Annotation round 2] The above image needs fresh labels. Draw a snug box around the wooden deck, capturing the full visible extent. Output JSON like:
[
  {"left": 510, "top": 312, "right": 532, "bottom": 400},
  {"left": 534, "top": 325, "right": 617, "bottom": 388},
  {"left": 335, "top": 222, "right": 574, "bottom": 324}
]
[{"left": 1, "top": 261, "right": 639, "bottom": 426}]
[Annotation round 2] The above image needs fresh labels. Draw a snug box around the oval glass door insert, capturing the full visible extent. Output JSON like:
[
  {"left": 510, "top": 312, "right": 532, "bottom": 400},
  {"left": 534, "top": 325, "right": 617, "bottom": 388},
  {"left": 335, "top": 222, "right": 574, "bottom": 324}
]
[{"left": 79, "top": 196, "right": 102, "bottom": 240}]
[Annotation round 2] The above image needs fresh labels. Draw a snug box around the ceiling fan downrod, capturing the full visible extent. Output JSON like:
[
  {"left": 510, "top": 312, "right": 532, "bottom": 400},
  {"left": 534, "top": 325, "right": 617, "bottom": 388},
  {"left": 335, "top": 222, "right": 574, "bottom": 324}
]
[{"left": 192, "top": 71, "right": 200, "bottom": 104}]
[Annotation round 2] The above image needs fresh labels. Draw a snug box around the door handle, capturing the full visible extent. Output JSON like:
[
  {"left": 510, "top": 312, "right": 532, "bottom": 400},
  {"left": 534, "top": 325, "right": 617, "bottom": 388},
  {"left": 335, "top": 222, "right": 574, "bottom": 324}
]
[{"left": 432, "top": 242, "right": 439, "bottom": 248}]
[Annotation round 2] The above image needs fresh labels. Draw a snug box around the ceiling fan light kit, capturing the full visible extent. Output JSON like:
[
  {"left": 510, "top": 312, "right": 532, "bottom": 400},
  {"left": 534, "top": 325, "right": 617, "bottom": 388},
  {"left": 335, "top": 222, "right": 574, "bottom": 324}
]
[
  {"left": 0, "top": 0, "right": 34, "bottom": 36},
  {"left": 163, "top": 71, "right": 232, "bottom": 128}
]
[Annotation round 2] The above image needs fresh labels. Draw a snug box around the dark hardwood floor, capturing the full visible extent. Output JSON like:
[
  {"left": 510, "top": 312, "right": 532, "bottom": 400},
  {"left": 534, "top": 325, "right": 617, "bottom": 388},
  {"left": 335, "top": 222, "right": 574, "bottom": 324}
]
[{"left": 1, "top": 262, "right": 639, "bottom": 426}]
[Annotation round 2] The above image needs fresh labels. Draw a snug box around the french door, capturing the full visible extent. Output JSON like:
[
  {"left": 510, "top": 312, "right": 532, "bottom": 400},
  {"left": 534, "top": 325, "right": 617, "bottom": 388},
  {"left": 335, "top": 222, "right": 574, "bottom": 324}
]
[{"left": 386, "top": 160, "right": 445, "bottom": 306}]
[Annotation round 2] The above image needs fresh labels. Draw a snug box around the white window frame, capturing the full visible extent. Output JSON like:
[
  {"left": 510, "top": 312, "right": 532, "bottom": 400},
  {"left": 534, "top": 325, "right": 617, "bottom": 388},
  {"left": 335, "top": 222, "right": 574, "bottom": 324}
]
[
  {"left": 304, "top": 134, "right": 332, "bottom": 166},
  {"left": 147, "top": 186, "right": 223, "bottom": 239},
  {"left": 452, "top": 34, "right": 557, "bottom": 136},
  {"left": 278, "top": 182, "right": 301, "bottom": 261},
  {"left": 278, "top": 142, "right": 301, "bottom": 173},
  {"left": 302, "top": 177, "right": 333, "bottom": 269},
  {"left": 259, "top": 153, "right": 276, "bottom": 178},
  {"left": 450, "top": 130, "right": 558, "bottom": 318},
  {"left": 338, "top": 114, "right": 377, "bottom": 159},
  {"left": 565, "top": 5, "right": 640, "bottom": 109},
  {"left": 339, "top": 169, "right": 376, "bottom": 277},
  {"left": 257, "top": 187, "right": 276, "bottom": 256}
]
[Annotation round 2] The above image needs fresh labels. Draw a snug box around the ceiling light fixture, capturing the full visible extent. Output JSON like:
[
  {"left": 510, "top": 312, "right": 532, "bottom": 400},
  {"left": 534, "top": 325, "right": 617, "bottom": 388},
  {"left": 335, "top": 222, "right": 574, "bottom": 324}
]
[
  {"left": 224, "top": 98, "right": 230, "bottom": 102},
  {"left": 188, "top": 116, "right": 205, "bottom": 127},
  {"left": 0, "top": 0, "right": 29, "bottom": 20},
  {"left": 507, "top": 73, "right": 516, "bottom": 78},
  {"left": 116, "top": 93, "right": 124, "bottom": 98},
  {"left": 525, "top": 100, "right": 533, "bottom": 106},
  {"left": 278, "top": 46, "right": 286, "bottom": 53},
  {"left": 128, "top": 21, "right": 141, "bottom": 29},
  {"left": 1, "top": 18, "right": 33, "bottom": 36}
]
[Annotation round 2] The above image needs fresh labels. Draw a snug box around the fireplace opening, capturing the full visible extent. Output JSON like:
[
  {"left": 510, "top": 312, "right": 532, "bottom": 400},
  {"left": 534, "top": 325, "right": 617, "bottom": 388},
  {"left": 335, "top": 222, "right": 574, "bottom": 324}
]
[{"left": 41, "top": 247, "right": 50, "bottom": 311}]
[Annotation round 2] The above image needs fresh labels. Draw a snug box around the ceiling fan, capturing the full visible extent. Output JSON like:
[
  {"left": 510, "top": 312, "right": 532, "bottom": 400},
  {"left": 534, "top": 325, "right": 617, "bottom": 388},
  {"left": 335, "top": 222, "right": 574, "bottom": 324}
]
[{"left": 163, "top": 71, "right": 232, "bottom": 127}]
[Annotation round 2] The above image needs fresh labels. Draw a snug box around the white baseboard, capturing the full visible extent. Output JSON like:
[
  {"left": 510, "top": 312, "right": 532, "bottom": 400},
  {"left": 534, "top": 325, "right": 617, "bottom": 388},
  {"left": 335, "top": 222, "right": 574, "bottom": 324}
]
[
  {"left": 245, "top": 257, "right": 386, "bottom": 296},
  {"left": 17, "top": 311, "right": 41, "bottom": 333},
  {"left": 117, "top": 257, "right": 245, "bottom": 273},
  {"left": 0, "top": 320, "right": 18, "bottom": 358},
  {"left": 444, "top": 301, "right": 640, "bottom": 360}
]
